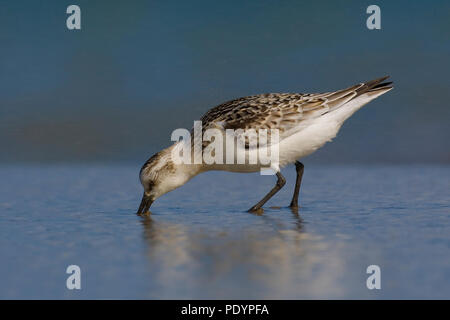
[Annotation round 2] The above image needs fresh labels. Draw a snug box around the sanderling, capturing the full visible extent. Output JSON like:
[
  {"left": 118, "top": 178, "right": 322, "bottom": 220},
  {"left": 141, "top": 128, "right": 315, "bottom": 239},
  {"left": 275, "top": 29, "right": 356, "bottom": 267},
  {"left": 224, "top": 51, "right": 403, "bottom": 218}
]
[{"left": 137, "top": 76, "right": 393, "bottom": 214}]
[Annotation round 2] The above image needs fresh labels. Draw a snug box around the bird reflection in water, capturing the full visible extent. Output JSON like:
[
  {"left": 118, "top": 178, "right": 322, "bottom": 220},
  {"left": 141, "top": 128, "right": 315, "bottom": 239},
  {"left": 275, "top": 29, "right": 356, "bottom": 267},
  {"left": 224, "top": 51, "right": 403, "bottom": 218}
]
[{"left": 138, "top": 209, "right": 348, "bottom": 299}]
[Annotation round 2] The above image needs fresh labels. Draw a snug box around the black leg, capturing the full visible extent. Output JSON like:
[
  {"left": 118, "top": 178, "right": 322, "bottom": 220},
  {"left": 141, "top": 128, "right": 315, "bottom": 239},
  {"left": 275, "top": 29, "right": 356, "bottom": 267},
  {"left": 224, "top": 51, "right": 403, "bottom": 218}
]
[
  {"left": 248, "top": 171, "right": 286, "bottom": 213},
  {"left": 289, "top": 161, "right": 304, "bottom": 208}
]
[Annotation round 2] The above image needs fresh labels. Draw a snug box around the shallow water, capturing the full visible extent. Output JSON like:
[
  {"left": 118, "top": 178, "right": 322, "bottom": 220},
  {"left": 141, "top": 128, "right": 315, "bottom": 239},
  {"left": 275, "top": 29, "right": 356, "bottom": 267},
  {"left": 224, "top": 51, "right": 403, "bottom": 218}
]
[{"left": 0, "top": 164, "right": 449, "bottom": 299}]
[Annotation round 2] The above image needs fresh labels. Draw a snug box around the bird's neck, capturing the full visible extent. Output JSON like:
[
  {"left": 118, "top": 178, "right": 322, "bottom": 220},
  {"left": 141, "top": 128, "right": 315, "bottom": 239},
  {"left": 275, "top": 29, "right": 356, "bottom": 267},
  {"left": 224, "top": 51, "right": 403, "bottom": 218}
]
[{"left": 165, "top": 142, "right": 205, "bottom": 179}]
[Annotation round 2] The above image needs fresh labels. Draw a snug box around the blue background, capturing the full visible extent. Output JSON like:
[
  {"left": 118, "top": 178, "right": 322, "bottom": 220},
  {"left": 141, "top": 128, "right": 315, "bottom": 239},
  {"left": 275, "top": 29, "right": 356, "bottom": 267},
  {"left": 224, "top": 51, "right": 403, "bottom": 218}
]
[{"left": 1, "top": 0, "right": 449, "bottom": 163}]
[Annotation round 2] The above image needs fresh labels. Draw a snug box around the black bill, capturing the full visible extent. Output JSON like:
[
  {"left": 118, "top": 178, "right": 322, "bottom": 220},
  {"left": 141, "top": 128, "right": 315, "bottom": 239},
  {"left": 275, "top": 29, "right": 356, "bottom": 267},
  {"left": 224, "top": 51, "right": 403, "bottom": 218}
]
[{"left": 137, "top": 193, "right": 153, "bottom": 215}]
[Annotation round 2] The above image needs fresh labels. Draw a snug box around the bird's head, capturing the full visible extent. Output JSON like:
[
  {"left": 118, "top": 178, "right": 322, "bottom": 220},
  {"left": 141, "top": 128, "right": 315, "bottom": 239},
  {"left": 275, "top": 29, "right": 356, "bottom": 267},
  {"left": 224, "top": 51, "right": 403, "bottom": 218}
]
[{"left": 137, "top": 145, "right": 197, "bottom": 215}]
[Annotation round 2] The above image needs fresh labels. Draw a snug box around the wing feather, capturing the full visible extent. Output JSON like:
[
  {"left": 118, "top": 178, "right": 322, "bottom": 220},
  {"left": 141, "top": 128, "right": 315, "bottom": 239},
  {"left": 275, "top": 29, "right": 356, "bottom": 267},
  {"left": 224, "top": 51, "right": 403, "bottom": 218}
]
[{"left": 193, "top": 76, "right": 391, "bottom": 149}]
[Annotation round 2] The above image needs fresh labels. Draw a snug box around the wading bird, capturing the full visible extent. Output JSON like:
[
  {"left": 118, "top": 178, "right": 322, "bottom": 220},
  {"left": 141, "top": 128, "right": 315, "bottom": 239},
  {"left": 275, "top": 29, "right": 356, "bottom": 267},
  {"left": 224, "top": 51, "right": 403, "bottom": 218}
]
[{"left": 137, "top": 76, "right": 393, "bottom": 214}]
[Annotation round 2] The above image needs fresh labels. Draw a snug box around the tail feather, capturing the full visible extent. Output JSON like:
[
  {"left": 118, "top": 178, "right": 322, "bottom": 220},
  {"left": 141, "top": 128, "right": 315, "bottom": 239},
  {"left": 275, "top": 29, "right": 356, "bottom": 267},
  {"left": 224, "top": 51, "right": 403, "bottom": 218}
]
[
  {"left": 370, "top": 81, "right": 393, "bottom": 91},
  {"left": 323, "top": 76, "right": 393, "bottom": 114},
  {"left": 326, "top": 76, "right": 393, "bottom": 122},
  {"left": 356, "top": 76, "right": 393, "bottom": 96}
]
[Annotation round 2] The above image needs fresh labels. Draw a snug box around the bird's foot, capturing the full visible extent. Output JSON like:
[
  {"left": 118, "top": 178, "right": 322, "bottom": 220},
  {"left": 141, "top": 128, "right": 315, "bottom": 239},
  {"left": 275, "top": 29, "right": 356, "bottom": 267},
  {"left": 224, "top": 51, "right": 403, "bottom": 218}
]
[
  {"left": 136, "top": 210, "right": 152, "bottom": 216},
  {"left": 288, "top": 205, "right": 299, "bottom": 214},
  {"left": 247, "top": 206, "right": 264, "bottom": 215}
]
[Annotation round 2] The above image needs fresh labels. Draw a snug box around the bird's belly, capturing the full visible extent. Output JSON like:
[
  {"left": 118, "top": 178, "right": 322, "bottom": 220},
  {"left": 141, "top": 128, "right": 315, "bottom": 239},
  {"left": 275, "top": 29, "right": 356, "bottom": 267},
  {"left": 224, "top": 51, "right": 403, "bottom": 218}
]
[
  {"left": 278, "top": 118, "right": 342, "bottom": 167},
  {"left": 208, "top": 119, "right": 342, "bottom": 172},
  {"left": 202, "top": 115, "right": 345, "bottom": 172},
  {"left": 277, "top": 93, "right": 380, "bottom": 167},
  {"left": 208, "top": 163, "right": 262, "bottom": 173}
]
